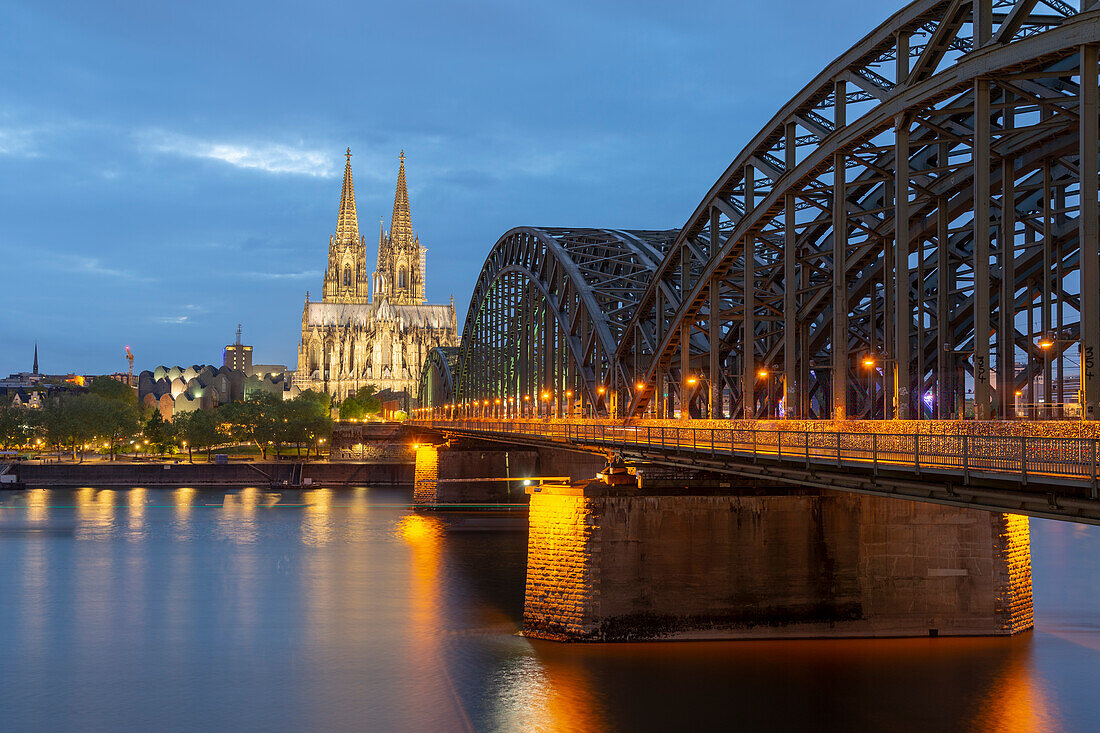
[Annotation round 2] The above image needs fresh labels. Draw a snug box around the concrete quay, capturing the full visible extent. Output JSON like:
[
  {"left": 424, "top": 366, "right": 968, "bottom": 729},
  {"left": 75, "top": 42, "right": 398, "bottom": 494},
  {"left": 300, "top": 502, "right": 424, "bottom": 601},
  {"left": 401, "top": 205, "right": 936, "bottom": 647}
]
[{"left": 9, "top": 461, "right": 413, "bottom": 488}]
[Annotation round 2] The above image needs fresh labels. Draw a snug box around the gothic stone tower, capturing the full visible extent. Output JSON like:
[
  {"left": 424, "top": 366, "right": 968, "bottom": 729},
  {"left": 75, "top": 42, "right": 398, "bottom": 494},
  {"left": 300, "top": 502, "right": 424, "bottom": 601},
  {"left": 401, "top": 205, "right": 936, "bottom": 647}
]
[
  {"left": 297, "top": 149, "right": 458, "bottom": 403},
  {"left": 373, "top": 151, "right": 426, "bottom": 306},
  {"left": 322, "top": 149, "right": 369, "bottom": 304}
]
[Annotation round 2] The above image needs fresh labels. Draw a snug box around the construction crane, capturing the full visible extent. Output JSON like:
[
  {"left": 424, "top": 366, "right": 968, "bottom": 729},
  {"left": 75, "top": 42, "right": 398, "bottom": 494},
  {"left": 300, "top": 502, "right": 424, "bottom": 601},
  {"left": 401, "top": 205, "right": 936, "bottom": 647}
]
[{"left": 125, "top": 346, "right": 134, "bottom": 386}]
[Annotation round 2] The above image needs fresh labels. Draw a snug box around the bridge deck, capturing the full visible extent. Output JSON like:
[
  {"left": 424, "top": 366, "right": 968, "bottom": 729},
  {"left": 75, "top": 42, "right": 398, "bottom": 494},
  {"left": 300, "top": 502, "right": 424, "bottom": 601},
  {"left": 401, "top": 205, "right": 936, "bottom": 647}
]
[{"left": 411, "top": 419, "right": 1100, "bottom": 525}]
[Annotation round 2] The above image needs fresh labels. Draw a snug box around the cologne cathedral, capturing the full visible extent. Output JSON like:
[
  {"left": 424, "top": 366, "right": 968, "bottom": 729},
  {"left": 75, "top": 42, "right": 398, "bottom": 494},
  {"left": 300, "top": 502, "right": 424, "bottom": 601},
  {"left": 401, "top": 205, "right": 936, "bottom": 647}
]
[{"left": 297, "top": 150, "right": 458, "bottom": 400}]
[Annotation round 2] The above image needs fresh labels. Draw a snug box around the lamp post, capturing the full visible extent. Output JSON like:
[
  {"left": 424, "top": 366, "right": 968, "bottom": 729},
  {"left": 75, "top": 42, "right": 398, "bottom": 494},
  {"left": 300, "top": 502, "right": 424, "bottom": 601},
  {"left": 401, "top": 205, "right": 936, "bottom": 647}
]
[
  {"left": 755, "top": 368, "right": 774, "bottom": 418},
  {"left": 1036, "top": 333, "right": 1078, "bottom": 418},
  {"left": 684, "top": 375, "right": 699, "bottom": 420}
]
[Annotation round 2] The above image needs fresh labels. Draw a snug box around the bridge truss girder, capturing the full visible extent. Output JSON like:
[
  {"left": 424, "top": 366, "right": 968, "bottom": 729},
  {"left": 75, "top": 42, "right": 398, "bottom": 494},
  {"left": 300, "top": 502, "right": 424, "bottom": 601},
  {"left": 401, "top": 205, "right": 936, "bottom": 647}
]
[
  {"left": 452, "top": 227, "right": 677, "bottom": 415},
  {"left": 614, "top": 0, "right": 1099, "bottom": 421}
]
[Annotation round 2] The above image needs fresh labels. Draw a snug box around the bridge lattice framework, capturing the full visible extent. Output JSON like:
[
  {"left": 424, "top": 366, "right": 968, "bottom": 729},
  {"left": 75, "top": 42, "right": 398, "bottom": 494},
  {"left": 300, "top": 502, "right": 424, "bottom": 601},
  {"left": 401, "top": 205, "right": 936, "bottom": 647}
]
[{"left": 420, "top": 0, "right": 1100, "bottom": 423}]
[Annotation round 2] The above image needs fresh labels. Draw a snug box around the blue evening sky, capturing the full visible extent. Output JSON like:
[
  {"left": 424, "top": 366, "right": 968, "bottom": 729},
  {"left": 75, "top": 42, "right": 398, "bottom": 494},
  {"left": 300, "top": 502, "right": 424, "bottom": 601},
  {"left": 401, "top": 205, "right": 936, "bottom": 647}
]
[{"left": 1, "top": 0, "right": 886, "bottom": 375}]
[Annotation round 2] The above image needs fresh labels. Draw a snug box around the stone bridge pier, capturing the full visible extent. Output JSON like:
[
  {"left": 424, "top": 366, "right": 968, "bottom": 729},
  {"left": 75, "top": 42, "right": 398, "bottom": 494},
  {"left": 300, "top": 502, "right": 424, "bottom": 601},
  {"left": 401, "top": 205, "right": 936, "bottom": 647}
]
[{"left": 523, "top": 480, "right": 1033, "bottom": 641}]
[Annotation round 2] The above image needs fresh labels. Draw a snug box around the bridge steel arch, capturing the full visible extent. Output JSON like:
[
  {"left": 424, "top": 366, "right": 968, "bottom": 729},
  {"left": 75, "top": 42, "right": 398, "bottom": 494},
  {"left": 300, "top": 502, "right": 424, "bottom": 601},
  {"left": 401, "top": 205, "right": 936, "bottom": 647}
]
[
  {"left": 613, "top": 0, "right": 1099, "bottom": 421},
  {"left": 417, "top": 346, "right": 460, "bottom": 409},
  {"left": 451, "top": 227, "right": 677, "bottom": 416}
]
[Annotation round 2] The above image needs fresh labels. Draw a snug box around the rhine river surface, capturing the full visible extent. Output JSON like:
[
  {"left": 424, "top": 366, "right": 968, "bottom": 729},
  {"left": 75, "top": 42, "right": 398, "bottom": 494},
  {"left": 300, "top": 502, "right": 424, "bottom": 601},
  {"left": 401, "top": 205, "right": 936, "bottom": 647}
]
[{"left": 0, "top": 487, "right": 1098, "bottom": 732}]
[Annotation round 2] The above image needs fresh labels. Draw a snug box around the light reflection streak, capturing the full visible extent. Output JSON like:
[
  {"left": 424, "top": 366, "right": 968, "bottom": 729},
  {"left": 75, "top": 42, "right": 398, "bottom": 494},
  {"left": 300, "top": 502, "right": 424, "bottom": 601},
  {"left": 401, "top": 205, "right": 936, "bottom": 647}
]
[
  {"left": 398, "top": 515, "right": 476, "bottom": 731},
  {"left": 172, "top": 487, "right": 197, "bottom": 542},
  {"left": 216, "top": 488, "right": 261, "bottom": 638},
  {"left": 491, "top": 647, "right": 606, "bottom": 732},
  {"left": 342, "top": 487, "right": 370, "bottom": 540},
  {"left": 301, "top": 489, "right": 334, "bottom": 546},
  {"left": 75, "top": 487, "right": 116, "bottom": 541},
  {"left": 25, "top": 488, "right": 49, "bottom": 523},
  {"left": 216, "top": 487, "right": 260, "bottom": 544},
  {"left": 969, "top": 640, "right": 1059, "bottom": 732},
  {"left": 18, "top": 503, "right": 49, "bottom": 653},
  {"left": 126, "top": 487, "right": 146, "bottom": 542}
]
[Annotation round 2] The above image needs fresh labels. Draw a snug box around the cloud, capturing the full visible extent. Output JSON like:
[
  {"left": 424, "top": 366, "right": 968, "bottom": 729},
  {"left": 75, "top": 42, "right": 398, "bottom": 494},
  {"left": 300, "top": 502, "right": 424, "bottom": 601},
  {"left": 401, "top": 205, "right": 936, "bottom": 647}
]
[
  {"left": 238, "top": 270, "right": 322, "bottom": 280},
  {"left": 66, "top": 255, "right": 154, "bottom": 282},
  {"left": 0, "top": 127, "right": 40, "bottom": 157},
  {"left": 154, "top": 315, "right": 191, "bottom": 324},
  {"left": 138, "top": 130, "right": 337, "bottom": 177}
]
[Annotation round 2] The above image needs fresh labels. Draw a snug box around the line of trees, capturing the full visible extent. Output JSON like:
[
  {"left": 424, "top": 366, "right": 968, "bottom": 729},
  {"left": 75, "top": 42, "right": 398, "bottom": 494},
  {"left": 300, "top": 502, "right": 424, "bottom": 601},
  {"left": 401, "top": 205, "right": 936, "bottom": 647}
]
[
  {"left": 0, "top": 379, "right": 334, "bottom": 462},
  {"left": 338, "top": 385, "right": 382, "bottom": 420}
]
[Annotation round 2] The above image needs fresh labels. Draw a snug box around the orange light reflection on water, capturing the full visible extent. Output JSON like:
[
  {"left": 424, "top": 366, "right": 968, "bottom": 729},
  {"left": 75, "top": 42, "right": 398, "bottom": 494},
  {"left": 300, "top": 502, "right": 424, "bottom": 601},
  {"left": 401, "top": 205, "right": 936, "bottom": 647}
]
[
  {"left": 492, "top": 649, "right": 607, "bottom": 733},
  {"left": 301, "top": 488, "right": 334, "bottom": 546}
]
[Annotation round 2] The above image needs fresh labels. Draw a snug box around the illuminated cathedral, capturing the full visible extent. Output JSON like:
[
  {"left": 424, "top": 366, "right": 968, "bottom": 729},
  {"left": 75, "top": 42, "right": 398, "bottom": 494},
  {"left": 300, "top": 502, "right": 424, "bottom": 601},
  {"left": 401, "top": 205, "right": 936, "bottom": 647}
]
[{"left": 297, "top": 150, "right": 458, "bottom": 400}]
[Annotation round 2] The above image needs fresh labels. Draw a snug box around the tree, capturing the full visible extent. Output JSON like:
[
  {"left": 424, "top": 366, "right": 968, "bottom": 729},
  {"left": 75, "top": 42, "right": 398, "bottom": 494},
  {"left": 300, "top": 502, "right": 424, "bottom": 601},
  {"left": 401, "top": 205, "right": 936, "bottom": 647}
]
[
  {"left": 42, "top": 394, "right": 102, "bottom": 462},
  {"left": 88, "top": 376, "right": 137, "bottom": 406},
  {"left": 91, "top": 395, "right": 140, "bottom": 461},
  {"left": 143, "top": 410, "right": 174, "bottom": 455},
  {"left": 339, "top": 394, "right": 365, "bottom": 420},
  {"left": 217, "top": 392, "right": 283, "bottom": 459},
  {"left": 356, "top": 385, "right": 382, "bottom": 416},
  {"left": 339, "top": 385, "right": 382, "bottom": 420},
  {"left": 173, "top": 409, "right": 221, "bottom": 462},
  {"left": 295, "top": 389, "right": 332, "bottom": 416},
  {"left": 284, "top": 394, "right": 333, "bottom": 457},
  {"left": 0, "top": 406, "right": 39, "bottom": 451}
]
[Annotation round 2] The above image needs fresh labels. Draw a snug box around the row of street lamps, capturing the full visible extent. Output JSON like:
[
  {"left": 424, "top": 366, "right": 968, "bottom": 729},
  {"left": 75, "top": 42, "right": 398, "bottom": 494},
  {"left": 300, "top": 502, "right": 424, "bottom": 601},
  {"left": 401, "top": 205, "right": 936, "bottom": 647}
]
[{"left": 411, "top": 332, "right": 1079, "bottom": 422}]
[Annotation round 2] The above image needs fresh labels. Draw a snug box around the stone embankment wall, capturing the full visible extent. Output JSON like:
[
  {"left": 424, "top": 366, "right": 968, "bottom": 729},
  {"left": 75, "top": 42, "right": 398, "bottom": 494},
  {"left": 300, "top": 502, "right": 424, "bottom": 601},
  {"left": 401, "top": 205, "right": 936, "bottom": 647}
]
[
  {"left": 13, "top": 461, "right": 412, "bottom": 488},
  {"left": 330, "top": 422, "right": 441, "bottom": 462},
  {"left": 523, "top": 487, "right": 1033, "bottom": 641}
]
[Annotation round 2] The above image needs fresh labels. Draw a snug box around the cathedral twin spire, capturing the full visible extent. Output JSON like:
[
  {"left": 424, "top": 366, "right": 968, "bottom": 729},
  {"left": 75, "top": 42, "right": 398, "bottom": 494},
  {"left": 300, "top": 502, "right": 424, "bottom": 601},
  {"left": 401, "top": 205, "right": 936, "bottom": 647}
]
[
  {"left": 321, "top": 148, "right": 424, "bottom": 306},
  {"left": 376, "top": 149, "right": 425, "bottom": 306},
  {"left": 335, "top": 147, "right": 360, "bottom": 243},
  {"left": 388, "top": 151, "right": 413, "bottom": 246}
]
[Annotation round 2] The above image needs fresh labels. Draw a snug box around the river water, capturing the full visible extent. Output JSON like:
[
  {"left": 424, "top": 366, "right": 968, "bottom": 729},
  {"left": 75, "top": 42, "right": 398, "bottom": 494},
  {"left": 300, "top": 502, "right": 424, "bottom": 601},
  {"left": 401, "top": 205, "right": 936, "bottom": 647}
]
[{"left": 0, "top": 486, "right": 1098, "bottom": 732}]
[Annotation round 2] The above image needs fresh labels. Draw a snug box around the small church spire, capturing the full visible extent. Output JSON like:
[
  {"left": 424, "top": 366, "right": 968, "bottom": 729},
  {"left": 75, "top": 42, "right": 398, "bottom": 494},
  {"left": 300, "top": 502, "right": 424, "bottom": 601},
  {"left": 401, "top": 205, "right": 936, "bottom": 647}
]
[
  {"left": 32, "top": 343, "right": 38, "bottom": 375},
  {"left": 389, "top": 150, "right": 412, "bottom": 245},
  {"left": 335, "top": 147, "right": 360, "bottom": 242}
]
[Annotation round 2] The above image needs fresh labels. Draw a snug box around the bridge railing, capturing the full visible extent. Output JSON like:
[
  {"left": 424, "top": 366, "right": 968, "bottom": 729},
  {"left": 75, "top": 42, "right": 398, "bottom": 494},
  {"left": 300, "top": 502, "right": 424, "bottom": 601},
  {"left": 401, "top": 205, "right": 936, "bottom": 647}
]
[{"left": 411, "top": 419, "right": 1100, "bottom": 490}]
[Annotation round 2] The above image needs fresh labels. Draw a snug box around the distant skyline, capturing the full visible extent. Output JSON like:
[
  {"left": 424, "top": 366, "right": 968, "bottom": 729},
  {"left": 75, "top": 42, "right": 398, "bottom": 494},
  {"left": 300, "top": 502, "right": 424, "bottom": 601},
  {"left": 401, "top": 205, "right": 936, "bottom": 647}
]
[{"left": 1, "top": 0, "right": 886, "bottom": 375}]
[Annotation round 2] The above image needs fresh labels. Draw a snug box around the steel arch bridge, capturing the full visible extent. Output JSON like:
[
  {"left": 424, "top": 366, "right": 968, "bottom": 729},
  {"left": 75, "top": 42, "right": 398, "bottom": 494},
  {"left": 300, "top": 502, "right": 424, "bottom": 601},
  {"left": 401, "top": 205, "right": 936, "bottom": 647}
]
[
  {"left": 432, "top": 226, "right": 678, "bottom": 416},
  {"left": 421, "top": 0, "right": 1100, "bottom": 423}
]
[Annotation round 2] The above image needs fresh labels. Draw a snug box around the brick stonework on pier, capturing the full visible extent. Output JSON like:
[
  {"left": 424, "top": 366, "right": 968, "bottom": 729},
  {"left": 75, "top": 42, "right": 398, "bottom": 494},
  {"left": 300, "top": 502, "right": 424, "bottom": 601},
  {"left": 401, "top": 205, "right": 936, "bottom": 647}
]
[{"left": 523, "top": 486, "right": 1033, "bottom": 641}]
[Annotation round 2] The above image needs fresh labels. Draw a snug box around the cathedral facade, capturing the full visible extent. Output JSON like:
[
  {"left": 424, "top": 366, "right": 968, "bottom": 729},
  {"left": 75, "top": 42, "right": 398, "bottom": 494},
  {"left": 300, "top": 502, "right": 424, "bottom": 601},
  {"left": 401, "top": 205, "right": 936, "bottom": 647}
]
[{"left": 297, "top": 150, "right": 458, "bottom": 401}]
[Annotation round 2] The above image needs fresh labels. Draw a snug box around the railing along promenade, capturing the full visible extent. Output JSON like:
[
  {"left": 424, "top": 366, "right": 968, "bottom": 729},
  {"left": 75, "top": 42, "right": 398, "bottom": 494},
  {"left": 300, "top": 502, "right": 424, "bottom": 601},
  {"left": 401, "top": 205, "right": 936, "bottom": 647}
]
[{"left": 411, "top": 419, "right": 1100, "bottom": 523}]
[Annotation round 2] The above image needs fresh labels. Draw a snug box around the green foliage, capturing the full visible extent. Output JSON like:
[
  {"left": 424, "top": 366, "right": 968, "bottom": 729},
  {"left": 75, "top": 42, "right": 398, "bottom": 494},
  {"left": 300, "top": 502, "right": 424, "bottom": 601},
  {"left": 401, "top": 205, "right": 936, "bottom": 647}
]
[
  {"left": 0, "top": 406, "right": 41, "bottom": 450},
  {"left": 339, "top": 385, "right": 382, "bottom": 420},
  {"left": 143, "top": 409, "right": 175, "bottom": 453},
  {"left": 216, "top": 392, "right": 283, "bottom": 459},
  {"left": 283, "top": 395, "right": 333, "bottom": 456},
  {"left": 88, "top": 376, "right": 137, "bottom": 405},
  {"left": 294, "top": 389, "right": 332, "bottom": 416},
  {"left": 34, "top": 393, "right": 139, "bottom": 461},
  {"left": 173, "top": 409, "right": 222, "bottom": 462},
  {"left": 93, "top": 394, "right": 141, "bottom": 460},
  {"left": 338, "top": 396, "right": 365, "bottom": 420}
]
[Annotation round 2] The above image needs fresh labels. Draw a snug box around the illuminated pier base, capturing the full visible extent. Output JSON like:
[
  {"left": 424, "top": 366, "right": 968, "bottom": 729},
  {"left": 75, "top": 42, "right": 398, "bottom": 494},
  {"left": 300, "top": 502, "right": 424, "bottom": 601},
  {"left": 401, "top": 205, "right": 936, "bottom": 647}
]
[
  {"left": 524, "top": 485, "right": 1032, "bottom": 641},
  {"left": 413, "top": 442, "right": 605, "bottom": 506}
]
